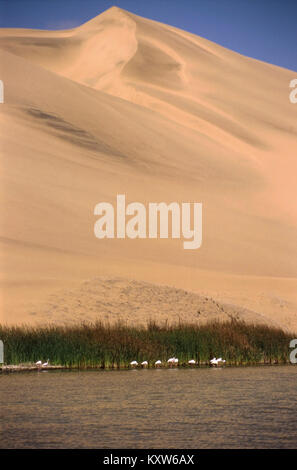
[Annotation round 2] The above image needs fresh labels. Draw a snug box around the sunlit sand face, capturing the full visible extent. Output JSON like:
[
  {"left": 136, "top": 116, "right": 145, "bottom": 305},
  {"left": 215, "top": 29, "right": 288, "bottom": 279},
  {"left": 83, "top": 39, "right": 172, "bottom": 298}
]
[{"left": 0, "top": 7, "right": 297, "bottom": 330}]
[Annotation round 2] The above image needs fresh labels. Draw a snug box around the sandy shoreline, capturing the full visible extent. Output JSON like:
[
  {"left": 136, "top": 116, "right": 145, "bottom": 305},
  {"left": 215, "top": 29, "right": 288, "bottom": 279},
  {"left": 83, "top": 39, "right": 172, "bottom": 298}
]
[{"left": 1, "top": 361, "right": 289, "bottom": 373}]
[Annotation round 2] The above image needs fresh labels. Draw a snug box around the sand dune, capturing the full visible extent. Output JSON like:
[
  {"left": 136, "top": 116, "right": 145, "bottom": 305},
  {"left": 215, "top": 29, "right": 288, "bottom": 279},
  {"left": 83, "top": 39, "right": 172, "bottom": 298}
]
[{"left": 0, "top": 7, "right": 297, "bottom": 330}]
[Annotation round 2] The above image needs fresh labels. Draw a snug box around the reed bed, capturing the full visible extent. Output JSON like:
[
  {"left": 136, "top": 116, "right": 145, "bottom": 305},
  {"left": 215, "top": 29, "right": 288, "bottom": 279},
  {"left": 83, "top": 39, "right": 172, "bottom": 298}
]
[{"left": 0, "top": 319, "right": 294, "bottom": 368}]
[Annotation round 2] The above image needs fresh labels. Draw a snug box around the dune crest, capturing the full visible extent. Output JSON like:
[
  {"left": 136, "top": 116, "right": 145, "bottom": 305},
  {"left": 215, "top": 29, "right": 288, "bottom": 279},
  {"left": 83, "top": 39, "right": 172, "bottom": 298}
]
[{"left": 0, "top": 8, "right": 297, "bottom": 329}]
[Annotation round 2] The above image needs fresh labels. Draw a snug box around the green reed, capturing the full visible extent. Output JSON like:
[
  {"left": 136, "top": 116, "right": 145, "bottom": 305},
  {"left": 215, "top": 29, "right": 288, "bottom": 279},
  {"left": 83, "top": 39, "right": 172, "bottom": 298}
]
[{"left": 0, "top": 319, "right": 294, "bottom": 368}]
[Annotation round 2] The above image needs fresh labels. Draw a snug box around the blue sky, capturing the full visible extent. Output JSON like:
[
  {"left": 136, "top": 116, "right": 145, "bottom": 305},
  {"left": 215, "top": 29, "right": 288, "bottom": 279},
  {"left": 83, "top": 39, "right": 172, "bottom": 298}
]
[{"left": 0, "top": 0, "right": 296, "bottom": 72}]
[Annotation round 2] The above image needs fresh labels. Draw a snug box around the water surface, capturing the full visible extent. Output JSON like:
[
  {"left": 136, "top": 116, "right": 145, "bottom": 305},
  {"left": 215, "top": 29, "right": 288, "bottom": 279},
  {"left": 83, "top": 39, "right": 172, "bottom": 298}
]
[{"left": 1, "top": 366, "right": 296, "bottom": 448}]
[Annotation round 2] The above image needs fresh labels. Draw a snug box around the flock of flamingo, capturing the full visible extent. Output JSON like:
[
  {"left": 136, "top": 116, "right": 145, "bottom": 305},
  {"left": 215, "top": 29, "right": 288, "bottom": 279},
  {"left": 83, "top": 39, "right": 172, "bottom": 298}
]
[
  {"left": 130, "top": 357, "right": 226, "bottom": 368},
  {"left": 35, "top": 357, "right": 226, "bottom": 368},
  {"left": 35, "top": 359, "right": 49, "bottom": 368}
]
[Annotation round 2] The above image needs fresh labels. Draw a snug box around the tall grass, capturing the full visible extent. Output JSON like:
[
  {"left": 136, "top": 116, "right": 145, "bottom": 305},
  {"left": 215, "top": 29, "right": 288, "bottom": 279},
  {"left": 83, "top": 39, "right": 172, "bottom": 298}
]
[{"left": 0, "top": 319, "right": 294, "bottom": 368}]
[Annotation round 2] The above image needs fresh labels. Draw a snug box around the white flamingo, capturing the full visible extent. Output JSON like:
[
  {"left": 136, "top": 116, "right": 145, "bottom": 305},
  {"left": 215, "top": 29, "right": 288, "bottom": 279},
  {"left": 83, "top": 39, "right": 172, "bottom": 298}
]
[
  {"left": 155, "top": 360, "right": 162, "bottom": 367},
  {"left": 42, "top": 359, "right": 49, "bottom": 367},
  {"left": 141, "top": 361, "right": 148, "bottom": 367},
  {"left": 210, "top": 357, "right": 218, "bottom": 366},
  {"left": 35, "top": 360, "right": 42, "bottom": 366},
  {"left": 188, "top": 359, "right": 196, "bottom": 365},
  {"left": 130, "top": 360, "right": 138, "bottom": 367},
  {"left": 173, "top": 358, "right": 179, "bottom": 365}
]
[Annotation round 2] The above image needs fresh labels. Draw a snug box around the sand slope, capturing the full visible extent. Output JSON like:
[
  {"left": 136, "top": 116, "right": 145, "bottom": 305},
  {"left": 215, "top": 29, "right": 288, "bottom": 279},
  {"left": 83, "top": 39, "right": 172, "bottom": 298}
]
[{"left": 0, "top": 7, "right": 297, "bottom": 330}]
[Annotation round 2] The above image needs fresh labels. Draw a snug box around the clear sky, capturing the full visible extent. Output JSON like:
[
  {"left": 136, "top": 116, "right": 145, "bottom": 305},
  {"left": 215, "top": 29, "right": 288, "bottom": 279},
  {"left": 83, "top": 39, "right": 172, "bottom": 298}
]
[{"left": 0, "top": 0, "right": 296, "bottom": 72}]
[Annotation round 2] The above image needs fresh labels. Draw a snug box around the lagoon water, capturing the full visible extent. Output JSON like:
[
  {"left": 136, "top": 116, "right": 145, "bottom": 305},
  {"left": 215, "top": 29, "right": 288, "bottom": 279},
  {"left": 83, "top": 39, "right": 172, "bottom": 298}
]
[{"left": 1, "top": 366, "right": 296, "bottom": 448}]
